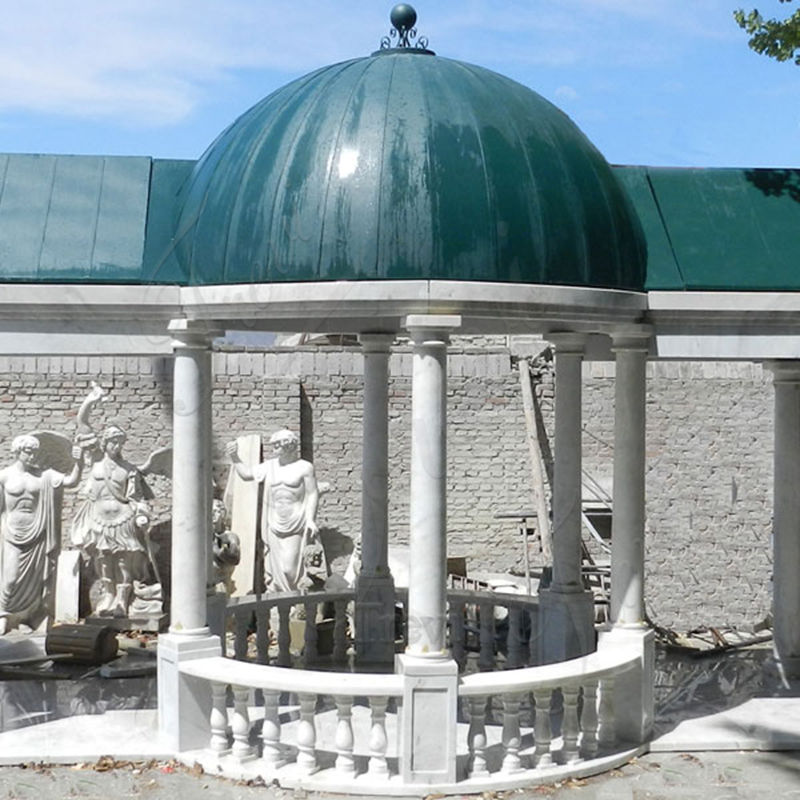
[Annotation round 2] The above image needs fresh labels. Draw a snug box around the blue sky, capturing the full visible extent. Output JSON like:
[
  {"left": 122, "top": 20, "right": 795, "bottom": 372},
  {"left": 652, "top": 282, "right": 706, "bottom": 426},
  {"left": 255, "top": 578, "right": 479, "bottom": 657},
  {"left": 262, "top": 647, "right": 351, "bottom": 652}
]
[{"left": 0, "top": 0, "right": 798, "bottom": 168}]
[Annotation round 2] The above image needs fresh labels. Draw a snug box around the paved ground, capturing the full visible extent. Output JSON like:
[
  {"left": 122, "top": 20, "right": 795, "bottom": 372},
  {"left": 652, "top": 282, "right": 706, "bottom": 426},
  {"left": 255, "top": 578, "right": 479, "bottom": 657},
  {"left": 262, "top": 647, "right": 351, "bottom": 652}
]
[{"left": 1, "top": 751, "right": 800, "bottom": 800}]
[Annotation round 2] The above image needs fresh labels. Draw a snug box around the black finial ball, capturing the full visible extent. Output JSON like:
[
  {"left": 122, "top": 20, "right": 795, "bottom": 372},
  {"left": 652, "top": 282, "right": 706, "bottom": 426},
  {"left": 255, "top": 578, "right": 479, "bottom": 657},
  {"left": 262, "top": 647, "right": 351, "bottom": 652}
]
[{"left": 390, "top": 4, "right": 417, "bottom": 32}]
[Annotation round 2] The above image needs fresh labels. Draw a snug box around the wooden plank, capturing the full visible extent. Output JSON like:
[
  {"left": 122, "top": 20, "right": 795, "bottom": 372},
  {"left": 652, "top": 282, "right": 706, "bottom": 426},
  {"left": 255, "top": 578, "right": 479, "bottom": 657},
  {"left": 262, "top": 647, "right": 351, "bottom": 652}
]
[
  {"left": 225, "top": 434, "right": 262, "bottom": 596},
  {"left": 518, "top": 358, "right": 552, "bottom": 561}
]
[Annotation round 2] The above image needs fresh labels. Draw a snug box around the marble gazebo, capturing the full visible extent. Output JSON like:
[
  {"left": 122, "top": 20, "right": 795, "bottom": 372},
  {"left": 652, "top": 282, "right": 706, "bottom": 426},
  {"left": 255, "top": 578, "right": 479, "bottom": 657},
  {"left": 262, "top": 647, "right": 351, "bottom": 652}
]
[{"left": 1, "top": 4, "right": 800, "bottom": 795}]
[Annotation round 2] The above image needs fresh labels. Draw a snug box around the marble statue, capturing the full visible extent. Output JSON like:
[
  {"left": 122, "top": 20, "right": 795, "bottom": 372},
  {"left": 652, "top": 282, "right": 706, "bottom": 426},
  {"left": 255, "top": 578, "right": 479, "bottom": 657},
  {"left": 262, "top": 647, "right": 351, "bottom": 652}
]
[
  {"left": 211, "top": 498, "right": 240, "bottom": 594},
  {"left": 70, "top": 386, "right": 171, "bottom": 620},
  {"left": 226, "top": 429, "right": 322, "bottom": 593},
  {"left": 0, "top": 434, "right": 85, "bottom": 635}
]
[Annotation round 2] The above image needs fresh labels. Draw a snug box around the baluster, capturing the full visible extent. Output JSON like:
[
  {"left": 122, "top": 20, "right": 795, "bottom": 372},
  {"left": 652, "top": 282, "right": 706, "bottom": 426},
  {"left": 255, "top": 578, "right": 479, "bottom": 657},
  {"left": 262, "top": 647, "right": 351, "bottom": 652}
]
[
  {"left": 304, "top": 600, "right": 318, "bottom": 665},
  {"left": 333, "top": 696, "right": 356, "bottom": 776},
  {"left": 367, "top": 696, "right": 390, "bottom": 776},
  {"left": 449, "top": 600, "right": 466, "bottom": 670},
  {"left": 296, "top": 693, "right": 318, "bottom": 774},
  {"left": 209, "top": 681, "right": 230, "bottom": 755},
  {"left": 399, "top": 603, "right": 408, "bottom": 648},
  {"left": 261, "top": 690, "right": 284, "bottom": 769},
  {"left": 234, "top": 613, "right": 249, "bottom": 661},
  {"left": 467, "top": 696, "right": 489, "bottom": 778},
  {"left": 597, "top": 676, "right": 616, "bottom": 749},
  {"left": 527, "top": 607, "right": 538, "bottom": 666},
  {"left": 506, "top": 607, "right": 524, "bottom": 669},
  {"left": 252, "top": 608, "right": 269, "bottom": 707},
  {"left": 562, "top": 686, "right": 581, "bottom": 764},
  {"left": 231, "top": 685, "right": 254, "bottom": 762},
  {"left": 479, "top": 601, "right": 495, "bottom": 671},
  {"left": 256, "top": 608, "right": 270, "bottom": 664},
  {"left": 277, "top": 604, "right": 291, "bottom": 667},
  {"left": 580, "top": 681, "right": 599, "bottom": 758},
  {"left": 333, "top": 599, "right": 348, "bottom": 663},
  {"left": 533, "top": 688, "right": 553, "bottom": 768},
  {"left": 501, "top": 693, "right": 524, "bottom": 774},
  {"left": 464, "top": 603, "right": 477, "bottom": 651}
]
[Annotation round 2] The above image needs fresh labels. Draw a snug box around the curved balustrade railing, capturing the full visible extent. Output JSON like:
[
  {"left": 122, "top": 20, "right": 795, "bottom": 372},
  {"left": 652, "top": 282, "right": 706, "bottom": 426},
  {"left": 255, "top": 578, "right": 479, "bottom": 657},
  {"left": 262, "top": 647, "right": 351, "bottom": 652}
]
[
  {"left": 174, "top": 588, "right": 648, "bottom": 794},
  {"left": 458, "top": 648, "right": 640, "bottom": 780},
  {"left": 223, "top": 589, "right": 355, "bottom": 666},
  {"left": 222, "top": 586, "right": 541, "bottom": 671}
]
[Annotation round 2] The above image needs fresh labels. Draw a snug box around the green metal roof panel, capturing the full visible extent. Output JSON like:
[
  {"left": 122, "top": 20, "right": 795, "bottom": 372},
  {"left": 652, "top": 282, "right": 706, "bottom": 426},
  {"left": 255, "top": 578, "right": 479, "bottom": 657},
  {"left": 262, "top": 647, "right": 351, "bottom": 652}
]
[
  {"left": 92, "top": 157, "right": 151, "bottom": 280},
  {"left": 0, "top": 154, "right": 150, "bottom": 282},
  {"left": 646, "top": 167, "right": 800, "bottom": 291},
  {"left": 613, "top": 166, "right": 684, "bottom": 291},
  {"left": 175, "top": 53, "right": 647, "bottom": 291},
  {"left": 0, "top": 158, "right": 797, "bottom": 293},
  {"left": 142, "top": 158, "right": 195, "bottom": 283}
]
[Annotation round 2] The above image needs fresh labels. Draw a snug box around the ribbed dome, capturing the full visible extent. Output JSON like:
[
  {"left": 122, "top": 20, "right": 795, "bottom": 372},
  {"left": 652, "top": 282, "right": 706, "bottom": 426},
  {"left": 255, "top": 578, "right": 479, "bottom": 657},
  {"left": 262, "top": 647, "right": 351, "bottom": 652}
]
[{"left": 174, "top": 50, "right": 646, "bottom": 290}]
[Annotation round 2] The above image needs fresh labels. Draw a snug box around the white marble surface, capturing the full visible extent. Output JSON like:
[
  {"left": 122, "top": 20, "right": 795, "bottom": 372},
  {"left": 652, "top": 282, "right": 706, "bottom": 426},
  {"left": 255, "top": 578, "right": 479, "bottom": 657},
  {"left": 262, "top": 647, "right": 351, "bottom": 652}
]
[
  {"left": 0, "top": 709, "right": 170, "bottom": 765},
  {"left": 651, "top": 697, "right": 800, "bottom": 751}
]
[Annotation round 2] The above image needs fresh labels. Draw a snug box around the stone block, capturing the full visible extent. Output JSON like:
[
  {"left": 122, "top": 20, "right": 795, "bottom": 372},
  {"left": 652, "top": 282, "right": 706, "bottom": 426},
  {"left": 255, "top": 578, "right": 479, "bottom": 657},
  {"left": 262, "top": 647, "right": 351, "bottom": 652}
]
[
  {"left": 55, "top": 550, "right": 82, "bottom": 624},
  {"left": 157, "top": 633, "right": 222, "bottom": 751},
  {"left": 396, "top": 654, "right": 458, "bottom": 784},
  {"left": 225, "top": 433, "right": 262, "bottom": 596}
]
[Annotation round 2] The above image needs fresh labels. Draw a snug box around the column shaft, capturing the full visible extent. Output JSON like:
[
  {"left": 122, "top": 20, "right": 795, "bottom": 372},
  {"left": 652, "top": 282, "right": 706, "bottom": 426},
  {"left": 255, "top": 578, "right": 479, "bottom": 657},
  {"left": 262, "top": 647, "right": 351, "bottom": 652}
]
[
  {"left": 171, "top": 341, "right": 212, "bottom": 635},
  {"left": 611, "top": 345, "right": 647, "bottom": 627},
  {"left": 361, "top": 337, "right": 392, "bottom": 576},
  {"left": 771, "top": 364, "right": 800, "bottom": 678},
  {"left": 551, "top": 344, "right": 584, "bottom": 592},
  {"left": 405, "top": 316, "right": 459, "bottom": 657},
  {"left": 355, "top": 334, "right": 395, "bottom": 666}
]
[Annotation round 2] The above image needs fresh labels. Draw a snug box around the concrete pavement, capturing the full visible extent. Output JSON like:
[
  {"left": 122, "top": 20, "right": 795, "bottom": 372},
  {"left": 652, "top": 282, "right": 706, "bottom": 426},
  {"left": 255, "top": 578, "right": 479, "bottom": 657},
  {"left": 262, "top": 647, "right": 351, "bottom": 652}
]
[{"left": 1, "top": 751, "right": 800, "bottom": 800}]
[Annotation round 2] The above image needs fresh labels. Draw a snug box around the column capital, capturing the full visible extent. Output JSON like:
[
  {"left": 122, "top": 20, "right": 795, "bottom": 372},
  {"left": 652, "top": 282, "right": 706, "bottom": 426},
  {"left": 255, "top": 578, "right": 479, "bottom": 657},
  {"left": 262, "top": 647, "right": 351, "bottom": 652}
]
[
  {"left": 610, "top": 326, "right": 653, "bottom": 353},
  {"left": 169, "top": 319, "right": 222, "bottom": 350},
  {"left": 358, "top": 332, "right": 396, "bottom": 353},
  {"left": 546, "top": 332, "right": 587, "bottom": 355},
  {"left": 765, "top": 360, "right": 800, "bottom": 384},
  {"left": 403, "top": 314, "right": 461, "bottom": 343}
]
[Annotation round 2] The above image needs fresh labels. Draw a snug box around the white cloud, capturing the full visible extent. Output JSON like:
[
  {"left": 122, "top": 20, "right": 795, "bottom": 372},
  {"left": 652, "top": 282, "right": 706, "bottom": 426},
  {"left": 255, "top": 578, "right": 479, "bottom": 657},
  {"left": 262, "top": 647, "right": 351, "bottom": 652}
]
[
  {"left": 0, "top": 0, "right": 384, "bottom": 124},
  {"left": 554, "top": 85, "right": 580, "bottom": 101},
  {"left": 0, "top": 0, "right": 751, "bottom": 127}
]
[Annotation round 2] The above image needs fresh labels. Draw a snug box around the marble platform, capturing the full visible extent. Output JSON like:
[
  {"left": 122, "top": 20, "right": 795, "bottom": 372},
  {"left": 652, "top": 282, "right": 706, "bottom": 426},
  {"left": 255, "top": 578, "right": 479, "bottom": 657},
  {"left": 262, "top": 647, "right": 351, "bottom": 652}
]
[{"left": 1, "top": 640, "right": 799, "bottom": 765}]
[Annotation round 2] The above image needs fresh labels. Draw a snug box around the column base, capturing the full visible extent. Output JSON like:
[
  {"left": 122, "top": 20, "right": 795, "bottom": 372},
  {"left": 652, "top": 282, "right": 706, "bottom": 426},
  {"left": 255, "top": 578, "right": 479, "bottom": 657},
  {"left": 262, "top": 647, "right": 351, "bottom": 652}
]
[
  {"left": 537, "top": 588, "right": 595, "bottom": 664},
  {"left": 598, "top": 626, "right": 655, "bottom": 743},
  {"left": 773, "top": 649, "right": 800, "bottom": 682},
  {"left": 396, "top": 653, "right": 458, "bottom": 785},
  {"left": 354, "top": 574, "right": 396, "bottom": 667},
  {"left": 158, "top": 632, "right": 222, "bottom": 752}
]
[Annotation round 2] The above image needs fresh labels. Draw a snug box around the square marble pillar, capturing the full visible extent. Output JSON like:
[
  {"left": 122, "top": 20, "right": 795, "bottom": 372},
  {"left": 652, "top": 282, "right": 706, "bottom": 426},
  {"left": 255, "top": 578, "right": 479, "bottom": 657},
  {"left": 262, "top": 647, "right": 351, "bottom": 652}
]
[
  {"left": 597, "top": 626, "right": 655, "bottom": 744},
  {"left": 396, "top": 654, "right": 458, "bottom": 784},
  {"left": 158, "top": 633, "right": 221, "bottom": 751},
  {"left": 354, "top": 574, "right": 396, "bottom": 667},
  {"left": 537, "top": 588, "right": 595, "bottom": 664}
]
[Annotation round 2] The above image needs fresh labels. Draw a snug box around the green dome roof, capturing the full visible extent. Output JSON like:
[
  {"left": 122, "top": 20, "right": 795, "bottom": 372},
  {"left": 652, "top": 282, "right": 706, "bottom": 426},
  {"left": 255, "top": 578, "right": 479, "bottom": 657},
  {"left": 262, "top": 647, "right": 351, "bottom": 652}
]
[{"left": 175, "top": 51, "right": 646, "bottom": 290}]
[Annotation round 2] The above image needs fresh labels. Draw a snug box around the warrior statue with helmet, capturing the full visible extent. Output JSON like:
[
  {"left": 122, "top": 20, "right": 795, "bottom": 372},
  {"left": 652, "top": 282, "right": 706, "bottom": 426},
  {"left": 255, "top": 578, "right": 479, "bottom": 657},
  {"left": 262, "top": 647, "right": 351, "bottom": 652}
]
[{"left": 71, "top": 383, "right": 170, "bottom": 619}]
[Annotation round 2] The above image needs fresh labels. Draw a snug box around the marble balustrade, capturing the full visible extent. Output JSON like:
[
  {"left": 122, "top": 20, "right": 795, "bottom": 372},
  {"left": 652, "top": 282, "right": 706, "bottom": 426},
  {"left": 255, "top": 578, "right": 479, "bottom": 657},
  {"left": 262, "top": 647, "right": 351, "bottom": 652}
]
[{"left": 172, "top": 588, "right": 646, "bottom": 793}]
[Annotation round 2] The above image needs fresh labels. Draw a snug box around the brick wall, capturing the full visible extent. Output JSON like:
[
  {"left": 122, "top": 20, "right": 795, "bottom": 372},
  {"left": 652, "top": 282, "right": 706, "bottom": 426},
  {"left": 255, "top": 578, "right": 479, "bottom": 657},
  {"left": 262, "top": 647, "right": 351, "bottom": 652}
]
[{"left": 0, "top": 348, "right": 775, "bottom": 632}]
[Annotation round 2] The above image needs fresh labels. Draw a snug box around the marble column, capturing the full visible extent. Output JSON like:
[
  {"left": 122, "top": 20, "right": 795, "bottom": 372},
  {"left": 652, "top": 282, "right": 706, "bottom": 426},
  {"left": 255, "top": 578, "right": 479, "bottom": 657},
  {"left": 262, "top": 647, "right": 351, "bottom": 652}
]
[
  {"left": 538, "top": 333, "right": 594, "bottom": 663},
  {"left": 610, "top": 333, "right": 649, "bottom": 628},
  {"left": 550, "top": 333, "right": 587, "bottom": 593},
  {"left": 396, "top": 314, "right": 460, "bottom": 786},
  {"left": 355, "top": 333, "right": 396, "bottom": 666},
  {"left": 169, "top": 325, "right": 214, "bottom": 635},
  {"left": 403, "top": 315, "right": 460, "bottom": 657},
  {"left": 768, "top": 362, "right": 800, "bottom": 680},
  {"left": 158, "top": 320, "right": 221, "bottom": 751}
]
